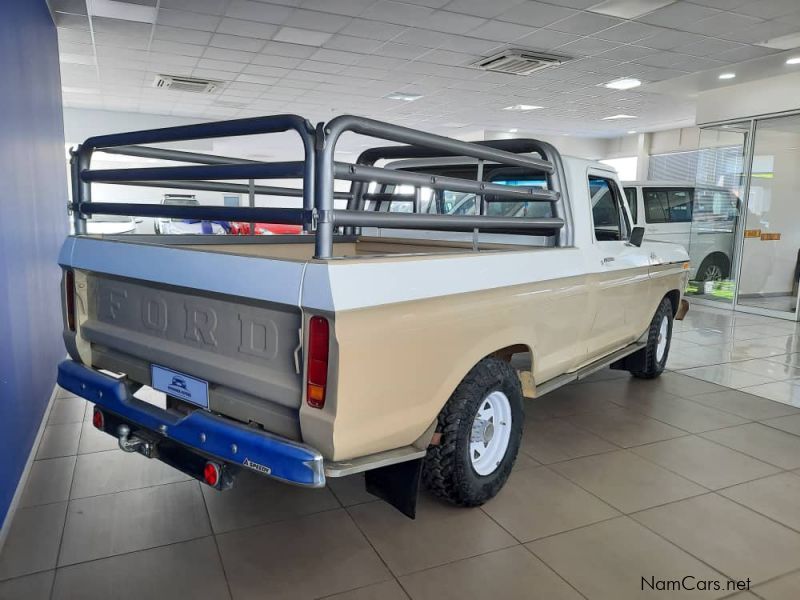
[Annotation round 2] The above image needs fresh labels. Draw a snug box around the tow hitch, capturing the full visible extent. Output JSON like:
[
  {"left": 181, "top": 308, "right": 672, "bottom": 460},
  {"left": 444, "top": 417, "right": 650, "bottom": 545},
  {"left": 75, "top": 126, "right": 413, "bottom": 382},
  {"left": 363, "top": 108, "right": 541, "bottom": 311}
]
[{"left": 117, "top": 423, "right": 157, "bottom": 458}]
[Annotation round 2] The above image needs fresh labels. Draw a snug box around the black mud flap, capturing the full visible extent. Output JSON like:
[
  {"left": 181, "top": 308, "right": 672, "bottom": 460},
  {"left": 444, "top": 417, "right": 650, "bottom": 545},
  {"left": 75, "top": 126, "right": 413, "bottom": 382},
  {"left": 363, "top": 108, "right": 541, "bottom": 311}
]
[
  {"left": 364, "top": 458, "right": 423, "bottom": 519},
  {"left": 610, "top": 347, "right": 647, "bottom": 372}
]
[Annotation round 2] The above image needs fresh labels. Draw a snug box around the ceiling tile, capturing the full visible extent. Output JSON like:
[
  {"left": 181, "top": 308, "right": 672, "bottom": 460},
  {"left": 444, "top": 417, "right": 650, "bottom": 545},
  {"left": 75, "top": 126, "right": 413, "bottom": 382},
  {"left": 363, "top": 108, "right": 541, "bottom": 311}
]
[
  {"left": 681, "top": 37, "right": 745, "bottom": 57},
  {"left": 496, "top": 1, "right": 577, "bottom": 27},
  {"left": 417, "top": 49, "right": 478, "bottom": 66},
  {"left": 92, "top": 17, "right": 152, "bottom": 37},
  {"left": 272, "top": 27, "right": 333, "bottom": 46},
  {"left": 555, "top": 37, "right": 619, "bottom": 57},
  {"left": 261, "top": 41, "right": 319, "bottom": 58},
  {"left": 203, "top": 47, "right": 255, "bottom": 62},
  {"left": 682, "top": 11, "right": 762, "bottom": 37},
  {"left": 632, "top": 51, "right": 690, "bottom": 68},
  {"left": 418, "top": 11, "right": 487, "bottom": 34},
  {"left": 210, "top": 33, "right": 268, "bottom": 52},
  {"left": 591, "top": 21, "right": 663, "bottom": 43},
  {"left": 439, "top": 35, "right": 501, "bottom": 54},
  {"left": 734, "top": 0, "right": 800, "bottom": 19},
  {"left": 639, "top": 29, "right": 705, "bottom": 50},
  {"left": 714, "top": 44, "right": 778, "bottom": 62},
  {"left": 373, "top": 41, "right": 428, "bottom": 59},
  {"left": 150, "top": 40, "right": 206, "bottom": 57},
  {"left": 50, "top": 0, "right": 87, "bottom": 15},
  {"left": 283, "top": 9, "right": 352, "bottom": 33},
  {"left": 309, "top": 48, "right": 365, "bottom": 65},
  {"left": 637, "top": 2, "right": 719, "bottom": 28},
  {"left": 441, "top": 0, "right": 526, "bottom": 19},
  {"left": 720, "top": 19, "right": 800, "bottom": 44},
  {"left": 251, "top": 53, "right": 305, "bottom": 68},
  {"left": 548, "top": 12, "right": 623, "bottom": 36},
  {"left": 300, "top": 0, "right": 376, "bottom": 17},
  {"left": 154, "top": 25, "right": 213, "bottom": 45},
  {"left": 323, "top": 34, "right": 385, "bottom": 52},
  {"left": 157, "top": 9, "right": 221, "bottom": 31},
  {"left": 689, "top": 0, "right": 748, "bottom": 8},
  {"left": 467, "top": 20, "right": 535, "bottom": 41},
  {"left": 392, "top": 28, "right": 448, "bottom": 48},
  {"left": 197, "top": 58, "right": 246, "bottom": 72},
  {"left": 225, "top": 1, "right": 294, "bottom": 25},
  {"left": 595, "top": 44, "right": 657, "bottom": 61},
  {"left": 338, "top": 18, "right": 408, "bottom": 40},
  {"left": 215, "top": 17, "right": 280, "bottom": 39},
  {"left": 160, "top": 0, "right": 229, "bottom": 16},
  {"left": 517, "top": 28, "right": 580, "bottom": 50},
  {"left": 358, "top": 1, "right": 434, "bottom": 26}
]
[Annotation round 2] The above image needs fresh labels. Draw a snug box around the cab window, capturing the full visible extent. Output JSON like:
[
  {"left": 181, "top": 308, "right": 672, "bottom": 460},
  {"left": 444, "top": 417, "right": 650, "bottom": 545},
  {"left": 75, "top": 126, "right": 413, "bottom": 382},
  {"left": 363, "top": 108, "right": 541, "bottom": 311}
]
[{"left": 589, "top": 176, "right": 629, "bottom": 241}]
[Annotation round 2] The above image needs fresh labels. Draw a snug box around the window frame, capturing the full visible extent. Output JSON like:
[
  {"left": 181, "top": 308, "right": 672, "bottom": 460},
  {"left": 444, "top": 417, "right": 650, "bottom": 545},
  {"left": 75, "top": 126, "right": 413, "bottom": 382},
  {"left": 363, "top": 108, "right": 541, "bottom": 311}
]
[{"left": 589, "top": 174, "right": 630, "bottom": 242}]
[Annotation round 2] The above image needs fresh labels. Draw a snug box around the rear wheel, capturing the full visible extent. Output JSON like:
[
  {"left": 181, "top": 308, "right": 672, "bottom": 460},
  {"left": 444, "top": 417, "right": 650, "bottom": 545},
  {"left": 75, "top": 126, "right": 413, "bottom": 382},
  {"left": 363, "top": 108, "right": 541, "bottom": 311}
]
[
  {"left": 630, "top": 297, "right": 673, "bottom": 379},
  {"left": 423, "top": 358, "right": 523, "bottom": 506},
  {"left": 696, "top": 253, "right": 729, "bottom": 281}
]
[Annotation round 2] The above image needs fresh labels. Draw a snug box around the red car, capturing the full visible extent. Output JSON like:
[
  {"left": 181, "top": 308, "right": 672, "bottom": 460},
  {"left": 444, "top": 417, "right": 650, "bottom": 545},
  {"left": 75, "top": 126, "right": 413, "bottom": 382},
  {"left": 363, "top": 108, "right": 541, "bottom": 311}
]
[{"left": 229, "top": 222, "right": 302, "bottom": 235}]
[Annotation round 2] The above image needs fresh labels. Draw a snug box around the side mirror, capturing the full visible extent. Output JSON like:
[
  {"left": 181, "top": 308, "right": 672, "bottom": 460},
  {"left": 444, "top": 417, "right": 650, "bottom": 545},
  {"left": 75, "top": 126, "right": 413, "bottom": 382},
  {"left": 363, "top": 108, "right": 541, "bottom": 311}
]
[{"left": 629, "top": 226, "right": 645, "bottom": 247}]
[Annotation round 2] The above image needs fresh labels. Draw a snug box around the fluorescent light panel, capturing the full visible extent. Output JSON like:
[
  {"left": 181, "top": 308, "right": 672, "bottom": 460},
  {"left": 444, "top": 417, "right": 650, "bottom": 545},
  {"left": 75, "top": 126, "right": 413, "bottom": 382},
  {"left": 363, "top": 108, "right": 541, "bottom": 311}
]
[
  {"left": 786, "top": 57, "right": 800, "bottom": 65},
  {"left": 757, "top": 32, "right": 800, "bottom": 50},
  {"left": 385, "top": 92, "right": 423, "bottom": 101},
  {"left": 504, "top": 104, "right": 543, "bottom": 111},
  {"left": 589, "top": 0, "right": 677, "bottom": 19},
  {"left": 718, "top": 72, "right": 736, "bottom": 79},
  {"left": 88, "top": 0, "right": 157, "bottom": 23},
  {"left": 602, "top": 114, "right": 637, "bottom": 120}
]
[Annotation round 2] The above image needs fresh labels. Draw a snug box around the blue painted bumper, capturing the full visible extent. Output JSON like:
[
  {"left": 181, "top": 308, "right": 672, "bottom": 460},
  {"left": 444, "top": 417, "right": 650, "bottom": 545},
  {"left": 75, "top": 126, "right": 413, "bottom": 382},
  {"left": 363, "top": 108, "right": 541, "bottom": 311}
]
[{"left": 57, "top": 360, "right": 325, "bottom": 487}]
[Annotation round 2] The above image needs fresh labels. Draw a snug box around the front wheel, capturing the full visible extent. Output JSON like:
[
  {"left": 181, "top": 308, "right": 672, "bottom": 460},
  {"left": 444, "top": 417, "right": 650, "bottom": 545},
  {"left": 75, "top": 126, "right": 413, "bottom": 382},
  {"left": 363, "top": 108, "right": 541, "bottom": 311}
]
[
  {"left": 422, "top": 358, "right": 523, "bottom": 507},
  {"left": 630, "top": 297, "right": 673, "bottom": 379}
]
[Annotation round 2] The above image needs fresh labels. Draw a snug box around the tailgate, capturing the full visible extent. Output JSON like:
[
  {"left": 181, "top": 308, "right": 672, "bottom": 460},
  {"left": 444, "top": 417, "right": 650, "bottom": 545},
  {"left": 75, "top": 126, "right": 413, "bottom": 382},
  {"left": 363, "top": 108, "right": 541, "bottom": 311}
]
[{"left": 62, "top": 238, "right": 306, "bottom": 414}]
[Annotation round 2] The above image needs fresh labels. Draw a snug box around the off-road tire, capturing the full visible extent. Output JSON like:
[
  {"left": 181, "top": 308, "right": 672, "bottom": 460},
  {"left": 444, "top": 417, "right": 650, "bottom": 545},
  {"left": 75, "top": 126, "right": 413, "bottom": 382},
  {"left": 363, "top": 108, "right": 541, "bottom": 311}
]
[
  {"left": 630, "top": 297, "right": 673, "bottom": 379},
  {"left": 696, "top": 253, "right": 730, "bottom": 281},
  {"left": 422, "top": 358, "right": 523, "bottom": 507}
]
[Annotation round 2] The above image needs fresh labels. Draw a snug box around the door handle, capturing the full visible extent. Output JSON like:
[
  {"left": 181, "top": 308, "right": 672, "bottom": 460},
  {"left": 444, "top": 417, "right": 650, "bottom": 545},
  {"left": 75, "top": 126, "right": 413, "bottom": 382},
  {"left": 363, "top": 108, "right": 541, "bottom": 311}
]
[{"left": 602, "top": 256, "right": 615, "bottom": 265}]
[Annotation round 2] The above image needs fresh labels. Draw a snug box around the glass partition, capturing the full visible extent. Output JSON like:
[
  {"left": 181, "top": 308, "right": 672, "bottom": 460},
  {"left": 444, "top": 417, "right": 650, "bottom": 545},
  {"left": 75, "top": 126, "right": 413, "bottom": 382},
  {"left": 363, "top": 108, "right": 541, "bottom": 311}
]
[
  {"left": 735, "top": 115, "right": 800, "bottom": 318},
  {"left": 686, "top": 123, "right": 749, "bottom": 304}
]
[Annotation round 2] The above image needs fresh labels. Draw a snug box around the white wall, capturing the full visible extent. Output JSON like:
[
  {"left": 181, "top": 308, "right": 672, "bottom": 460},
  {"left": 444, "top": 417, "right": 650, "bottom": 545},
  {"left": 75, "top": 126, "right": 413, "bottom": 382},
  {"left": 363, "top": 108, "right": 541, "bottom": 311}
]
[{"left": 697, "top": 72, "right": 800, "bottom": 125}]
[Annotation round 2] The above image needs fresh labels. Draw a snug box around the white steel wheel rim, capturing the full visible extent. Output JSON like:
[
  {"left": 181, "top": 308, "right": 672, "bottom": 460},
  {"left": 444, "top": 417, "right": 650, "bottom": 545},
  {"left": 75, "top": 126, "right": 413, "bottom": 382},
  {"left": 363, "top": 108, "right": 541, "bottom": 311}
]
[
  {"left": 470, "top": 391, "right": 512, "bottom": 476},
  {"left": 656, "top": 315, "right": 669, "bottom": 362}
]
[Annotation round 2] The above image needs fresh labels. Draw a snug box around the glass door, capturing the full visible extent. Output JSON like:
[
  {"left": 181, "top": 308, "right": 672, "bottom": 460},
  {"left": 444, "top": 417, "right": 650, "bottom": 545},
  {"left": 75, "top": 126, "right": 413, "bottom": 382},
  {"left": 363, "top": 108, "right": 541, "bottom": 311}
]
[
  {"left": 686, "top": 123, "right": 749, "bottom": 305},
  {"left": 735, "top": 115, "right": 800, "bottom": 320}
]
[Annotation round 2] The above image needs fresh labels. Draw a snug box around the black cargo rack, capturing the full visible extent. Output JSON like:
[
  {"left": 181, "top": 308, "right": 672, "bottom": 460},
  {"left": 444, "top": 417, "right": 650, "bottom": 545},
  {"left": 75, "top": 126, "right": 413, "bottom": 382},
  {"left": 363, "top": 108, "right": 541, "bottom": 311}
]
[{"left": 70, "top": 113, "right": 570, "bottom": 258}]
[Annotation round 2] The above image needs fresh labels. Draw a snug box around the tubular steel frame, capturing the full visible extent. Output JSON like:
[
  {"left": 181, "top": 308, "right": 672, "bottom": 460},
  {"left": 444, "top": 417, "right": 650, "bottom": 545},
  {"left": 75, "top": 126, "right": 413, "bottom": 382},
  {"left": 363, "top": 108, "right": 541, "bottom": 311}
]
[{"left": 70, "top": 113, "right": 568, "bottom": 258}]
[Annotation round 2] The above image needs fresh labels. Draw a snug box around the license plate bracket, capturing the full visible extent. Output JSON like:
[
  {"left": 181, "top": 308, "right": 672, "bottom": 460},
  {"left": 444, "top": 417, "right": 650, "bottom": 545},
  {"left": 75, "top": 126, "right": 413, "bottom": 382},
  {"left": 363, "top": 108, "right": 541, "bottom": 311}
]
[{"left": 151, "top": 365, "right": 209, "bottom": 409}]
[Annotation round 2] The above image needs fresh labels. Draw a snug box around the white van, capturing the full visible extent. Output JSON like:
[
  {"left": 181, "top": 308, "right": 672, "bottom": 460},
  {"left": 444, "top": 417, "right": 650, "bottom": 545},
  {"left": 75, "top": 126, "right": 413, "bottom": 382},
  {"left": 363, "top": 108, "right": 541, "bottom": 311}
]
[{"left": 623, "top": 181, "right": 739, "bottom": 281}]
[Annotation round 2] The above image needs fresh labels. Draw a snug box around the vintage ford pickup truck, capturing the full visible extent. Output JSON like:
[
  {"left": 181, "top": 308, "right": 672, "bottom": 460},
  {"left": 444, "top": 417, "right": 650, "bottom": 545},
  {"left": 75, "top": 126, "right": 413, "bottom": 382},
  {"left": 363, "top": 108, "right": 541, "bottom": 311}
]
[{"left": 57, "top": 114, "right": 689, "bottom": 517}]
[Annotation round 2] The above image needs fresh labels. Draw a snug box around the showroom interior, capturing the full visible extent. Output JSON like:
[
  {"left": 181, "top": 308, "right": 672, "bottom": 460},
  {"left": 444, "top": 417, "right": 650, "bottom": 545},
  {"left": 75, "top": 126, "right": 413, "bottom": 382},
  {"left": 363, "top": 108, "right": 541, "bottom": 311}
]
[{"left": 3, "top": 0, "right": 800, "bottom": 598}]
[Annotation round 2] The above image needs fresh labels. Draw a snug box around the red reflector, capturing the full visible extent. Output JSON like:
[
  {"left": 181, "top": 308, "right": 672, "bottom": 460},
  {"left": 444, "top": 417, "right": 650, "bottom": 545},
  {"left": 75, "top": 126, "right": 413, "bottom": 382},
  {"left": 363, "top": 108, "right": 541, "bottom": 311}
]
[
  {"left": 65, "top": 269, "right": 76, "bottom": 332},
  {"left": 203, "top": 462, "right": 220, "bottom": 487},
  {"left": 306, "top": 316, "right": 329, "bottom": 409},
  {"left": 92, "top": 408, "right": 104, "bottom": 430}
]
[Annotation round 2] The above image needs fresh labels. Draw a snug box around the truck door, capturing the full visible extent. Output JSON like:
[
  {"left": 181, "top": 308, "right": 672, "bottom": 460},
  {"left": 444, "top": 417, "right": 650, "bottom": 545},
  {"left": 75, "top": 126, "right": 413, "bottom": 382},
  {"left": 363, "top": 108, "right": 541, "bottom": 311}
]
[{"left": 586, "top": 172, "right": 653, "bottom": 359}]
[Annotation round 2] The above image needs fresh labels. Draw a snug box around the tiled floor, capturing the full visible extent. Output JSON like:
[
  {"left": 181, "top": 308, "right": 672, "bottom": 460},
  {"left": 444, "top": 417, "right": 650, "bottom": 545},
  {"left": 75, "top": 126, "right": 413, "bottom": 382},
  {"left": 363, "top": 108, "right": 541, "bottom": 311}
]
[{"left": 2, "top": 304, "right": 800, "bottom": 599}]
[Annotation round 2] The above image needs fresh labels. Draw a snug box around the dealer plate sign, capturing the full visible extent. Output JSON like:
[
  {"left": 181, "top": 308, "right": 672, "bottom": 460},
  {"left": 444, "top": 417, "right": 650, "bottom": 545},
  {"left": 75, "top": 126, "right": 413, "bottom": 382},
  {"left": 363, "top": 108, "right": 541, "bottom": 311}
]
[{"left": 151, "top": 365, "right": 209, "bottom": 409}]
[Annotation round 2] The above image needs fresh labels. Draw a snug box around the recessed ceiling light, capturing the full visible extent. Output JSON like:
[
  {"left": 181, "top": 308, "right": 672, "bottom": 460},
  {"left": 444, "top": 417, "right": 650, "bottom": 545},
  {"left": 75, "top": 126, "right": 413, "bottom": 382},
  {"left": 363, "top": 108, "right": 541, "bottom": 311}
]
[
  {"left": 509, "top": 128, "right": 519, "bottom": 133},
  {"left": 718, "top": 73, "right": 736, "bottom": 80},
  {"left": 602, "top": 114, "right": 637, "bottom": 120},
  {"left": 786, "top": 57, "right": 800, "bottom": 65},
  {"left": 627, "top": 130, "right": 637, "bottom": 134},
  {"left": 589, "top": 0, "right": 677, "bottom": 19},
  {"left": 603, "top": 78, "right": 642, "bottom": 90},
  {"left": 503, "top": 104, "right": 543, "bottom": 111},
  {"left": 757, "top": 32, "right": 800, "bottom": 50},
  {"left": 385, "top": 92, "right": 423, "bottom": 102}
]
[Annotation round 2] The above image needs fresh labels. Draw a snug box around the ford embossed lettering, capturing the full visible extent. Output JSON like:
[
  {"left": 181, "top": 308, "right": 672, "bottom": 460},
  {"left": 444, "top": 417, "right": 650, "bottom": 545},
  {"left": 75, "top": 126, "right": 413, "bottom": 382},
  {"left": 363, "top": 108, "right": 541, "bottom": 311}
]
[{"left": 151, "top": 365, "right": 209, "bottom": 409}]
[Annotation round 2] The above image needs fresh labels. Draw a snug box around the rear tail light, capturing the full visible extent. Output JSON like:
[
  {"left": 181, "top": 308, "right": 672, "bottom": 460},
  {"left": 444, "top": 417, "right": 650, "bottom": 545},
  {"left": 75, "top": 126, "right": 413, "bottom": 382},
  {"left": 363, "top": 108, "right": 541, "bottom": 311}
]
[
  {"left": 306, "top": 316, "right": 330, "bottom": 409},
  {"left": 203, "top": 462, "right": 220, "bottom": 487},
  {"left": 65, "top": 269, "right": 76, "bottom": 332},
  {"left": 92, "top": 408, "right": 104, "bottom": 430}
]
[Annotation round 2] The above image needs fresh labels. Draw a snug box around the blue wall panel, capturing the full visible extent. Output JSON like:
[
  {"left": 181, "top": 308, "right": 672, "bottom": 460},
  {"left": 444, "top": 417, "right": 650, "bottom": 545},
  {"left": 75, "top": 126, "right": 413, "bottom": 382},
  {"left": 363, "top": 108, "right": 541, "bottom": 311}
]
[{"left": 0, "top": 0, "right": 68, "bottom": 527}]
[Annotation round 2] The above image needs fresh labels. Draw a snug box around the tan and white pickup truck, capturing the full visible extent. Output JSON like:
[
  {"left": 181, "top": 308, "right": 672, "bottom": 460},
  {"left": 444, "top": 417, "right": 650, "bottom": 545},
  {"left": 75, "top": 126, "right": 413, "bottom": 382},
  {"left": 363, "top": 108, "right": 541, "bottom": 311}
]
[{"left": 57, "top": 114, "right": 689, "bottom": 517}]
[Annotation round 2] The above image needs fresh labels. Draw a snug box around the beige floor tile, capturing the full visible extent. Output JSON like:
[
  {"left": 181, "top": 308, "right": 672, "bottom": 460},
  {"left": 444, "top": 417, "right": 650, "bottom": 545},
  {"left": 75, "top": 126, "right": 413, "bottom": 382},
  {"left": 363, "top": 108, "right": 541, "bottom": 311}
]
[
  {"left": 646, "top": 371, "right": 728, "bottom": 397},
  {"left": 631, "top": 436, "right": 779, "bottom": 490},
  {"left": 323, "top": 580, "right": 408, "bottom": 600},
  {"left": 702, "top": 423, "right": 800, "bottom": 469},
  {"left": 633, "top": 494, "right": 800, "bottom": 584},
  {"left": 566, "top": 406, "right": 687, "bottom": 448},
  {"left": 52, "top": 537, "right": 230, "bottom": 600},
  {"left": 612, "top": 393, "right": 749, "bottom": 433},
  {"left": 740, "top": 381, "right": 800, "bottom": 406},
  {"left": 679, "top": 365, "right": 776, "bottom": 389},
  {"left": 512, "top": 449, "right": 540, "bottom": 470},
  {"left": 202, "top": 470, "right": 340, "bottom": 533},
  {"left": 77, "top": 421, "right": 118, "bottom": 454},
  {"left": 719, "top": 473, "right": 800, "bottom": 531},
  {"left": 730, "top": 359, "right": 800, "bottom": 381},
  {"left": 55, "top": 387, "right": 79, "bottom": 400},
  {"left": 20, "top": 456, "right": 76, "bottom": 507},
  {"left": 525, "top": 387, "right": 620, "bottom": 418},
  {"left": 753, "top": 571, "right": 800, "bottom": 600},
  {"left": 481, "top": 466, "right": 619, "bottom": 542},
  {"left": 326, "top": 473, "right": 376, "bottom": 507},
  {"left": 35, "top": 423, "right": 81, "bottom": 459},
  {"left": 552, "top": 450, "right": 706, "bottom": 513},
  {"left": 70, "top": 449, "right": 190, "bottom": 499},
  {"left": 59, "top": 480, "right": 210, "bottom": 566},
  {"left": 399, "top": 545, "right": 582, "bottom": 600},
  {"left": 48, "top": 397, "right": 86, "bottom": 425},
  {"left": 520, "top": 418, "right": 617, "bottom": 464},
  {"left": 0, "top": 502, "right": 67, "bottom": 580},
  {"left": 691, "top": 390, "right": 799, "bottom": 420},
  {"left": 766, "top": 352, "right": 800, "bottom": 369},
  {"left": 528, "top": 516, "right": 728, "bottom": 600},
  {"left": 760, "top": 413, "right": 800, "bottom": 435},
  {"left": 348, "top": 495, "right": 516, "bottom": 575},
  {"left": 0, "top": 570, "right": 54, "bottom": 600},
  {"left": 217, "top": 509, "right": 390, "bottom": 600}
]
